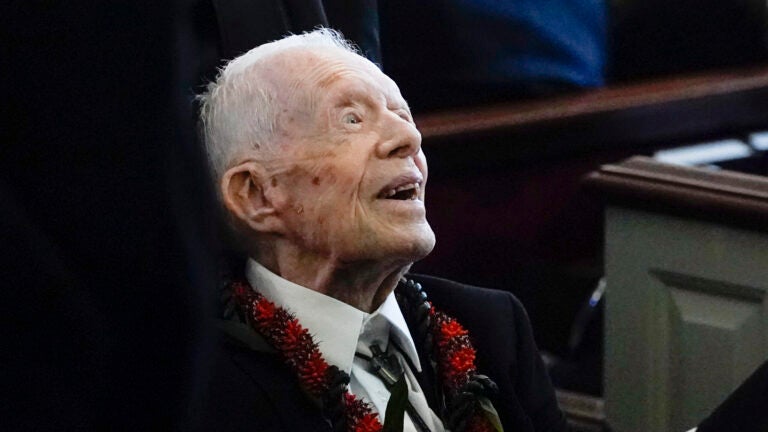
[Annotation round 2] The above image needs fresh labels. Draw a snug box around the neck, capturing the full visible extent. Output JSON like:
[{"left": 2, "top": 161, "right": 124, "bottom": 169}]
[{"left": 255, "top": 244, "right": 411, "bottom": 312}]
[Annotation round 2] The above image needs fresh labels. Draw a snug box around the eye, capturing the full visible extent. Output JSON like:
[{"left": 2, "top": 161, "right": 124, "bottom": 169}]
[
  {"left": 342, "top": 112, "right": 361, "bottom": 125},
  {"left": 394, "top": 109, "right": 413, "bottom": 123}
]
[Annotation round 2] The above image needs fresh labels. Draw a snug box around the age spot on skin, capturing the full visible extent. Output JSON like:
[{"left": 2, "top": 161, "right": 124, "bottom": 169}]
[
  {"left": 312, "top": 176, "right": 320, "bottom": 185},
  {"left": 271, "top": 178, "right": 278, "bottom": 187}
]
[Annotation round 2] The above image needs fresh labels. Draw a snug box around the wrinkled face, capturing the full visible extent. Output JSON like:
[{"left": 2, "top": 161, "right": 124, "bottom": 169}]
[{"left": 262, "top": 47, "right": 435, "bottom": 265}]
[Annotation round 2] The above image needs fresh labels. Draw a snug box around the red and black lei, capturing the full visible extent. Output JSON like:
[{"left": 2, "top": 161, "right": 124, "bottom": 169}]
[{"left": 228, "top": 279, "right": 499, "bottom": 432}]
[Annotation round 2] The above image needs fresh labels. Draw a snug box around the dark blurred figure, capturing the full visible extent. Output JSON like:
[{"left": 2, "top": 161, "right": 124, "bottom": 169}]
[
  {"left": 697, "top": 360, "right": 768, "bottom": 432},
  {"left": 1, "top": 1, "right": 219, "bottom": 429},
  {"left": 2, "top": 1, "right": 379, "bottom": 428},
  {"left": 380, "top": 0, "right": 608, "bottom": 112}
]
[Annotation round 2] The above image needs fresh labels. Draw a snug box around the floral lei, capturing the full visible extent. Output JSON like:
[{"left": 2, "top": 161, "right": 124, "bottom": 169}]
[{"left": 228, "top": 279, "right": 499, "bottom": 432}]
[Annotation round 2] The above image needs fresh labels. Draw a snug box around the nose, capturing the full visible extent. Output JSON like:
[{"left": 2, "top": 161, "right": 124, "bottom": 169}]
[{"left": 375, "top": 113, "right": 422, "bottom": 159}]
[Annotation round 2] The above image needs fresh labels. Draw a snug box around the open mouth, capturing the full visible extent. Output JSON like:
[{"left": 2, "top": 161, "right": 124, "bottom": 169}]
[{"left": 378, "top": 182, "right": 421, "bottom": 201}]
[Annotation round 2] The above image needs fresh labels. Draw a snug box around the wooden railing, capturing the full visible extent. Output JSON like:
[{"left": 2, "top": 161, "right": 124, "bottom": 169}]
[
  {"left": 584, "top": 156, "right": 768, "bottom": 232},
  {"left": 416, "top": 67, "right": 768, "bottom": 169}
]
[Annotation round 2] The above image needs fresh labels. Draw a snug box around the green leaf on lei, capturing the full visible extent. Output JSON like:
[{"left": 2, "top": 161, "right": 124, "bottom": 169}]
[{"left": 477, "top": 397, "right": 504, "bottom": 432}]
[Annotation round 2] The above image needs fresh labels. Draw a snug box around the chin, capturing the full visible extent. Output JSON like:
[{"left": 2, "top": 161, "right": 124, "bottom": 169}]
[
  {"left": 397, "top": 226, "right": 436, "bottom": 263},
  {"left": 341, "top": 223, "right": 436, "bottom": 265}
]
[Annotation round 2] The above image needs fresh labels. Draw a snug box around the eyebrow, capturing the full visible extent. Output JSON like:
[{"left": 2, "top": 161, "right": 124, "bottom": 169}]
[
  {"left": 337, "top": 89, "right": 410, "bottom": 112},
  {"left": 327, "top": 79, "right": 410, "bottom": 114},
  {"left": 334, "top": 89, "right": 369, "bottom": 106},
  {"left": 328, "top": 88, "right": 377, "bottom": 113},
  {"left": 389, "top": 100, "right": 411, "bottom": 112}
]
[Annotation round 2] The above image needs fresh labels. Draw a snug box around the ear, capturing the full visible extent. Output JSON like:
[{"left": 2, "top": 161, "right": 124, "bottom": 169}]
[{"left": 221, "top": 161, "right": 286, "bottom": 235}]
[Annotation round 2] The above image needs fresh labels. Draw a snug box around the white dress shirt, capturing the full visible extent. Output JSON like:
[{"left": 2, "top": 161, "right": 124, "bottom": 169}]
[{"left": 246, "top": 259, "right": 445, "bottom": 432}]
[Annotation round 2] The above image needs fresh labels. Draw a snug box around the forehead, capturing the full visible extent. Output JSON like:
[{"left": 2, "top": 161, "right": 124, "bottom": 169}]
[{"left": 278, "top": 47, "right": 406, "bottom": 107}]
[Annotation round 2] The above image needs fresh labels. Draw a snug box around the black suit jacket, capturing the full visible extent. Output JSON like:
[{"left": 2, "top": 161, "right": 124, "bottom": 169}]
[{"left": 189, "top": 274, "right": 568, "bottom": 432}]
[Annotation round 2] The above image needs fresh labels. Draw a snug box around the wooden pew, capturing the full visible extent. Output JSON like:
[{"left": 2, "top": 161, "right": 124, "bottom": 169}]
[
  {"left": 412, "top": 67, "right": 768, "bottom": 361},
  {"left": 584, "top": 157, "right": 768, "bottom": 432}
]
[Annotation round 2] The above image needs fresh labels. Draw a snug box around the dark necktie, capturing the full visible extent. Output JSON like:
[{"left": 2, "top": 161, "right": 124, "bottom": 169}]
[{"left": 356, "top": 343, "right": 432, "bottom": 432}]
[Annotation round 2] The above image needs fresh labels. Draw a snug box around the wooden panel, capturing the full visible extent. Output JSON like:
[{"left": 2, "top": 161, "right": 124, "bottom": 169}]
[
  {"left": 603, "top": 206, "right": 768, "bottom": 432},
  {"left": 590, "top": 158, "right": 768, "bottom": 430},
  {"left": 662, "top": 272, "right": 766, "bottom": 430}
]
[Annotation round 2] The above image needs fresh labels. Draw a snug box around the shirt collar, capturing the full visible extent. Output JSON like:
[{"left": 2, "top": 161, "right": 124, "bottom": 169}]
[
  {"left": 245, "top": 258, "right": 422, "bottom": 373},
  {"left": 377, "top": 291, "right": 422, "bottom": 371}
]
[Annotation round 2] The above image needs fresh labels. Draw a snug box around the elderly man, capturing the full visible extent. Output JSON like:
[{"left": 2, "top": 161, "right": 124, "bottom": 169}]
[{"left": 193, "top": 29, "right": 567, "bottom": 432}]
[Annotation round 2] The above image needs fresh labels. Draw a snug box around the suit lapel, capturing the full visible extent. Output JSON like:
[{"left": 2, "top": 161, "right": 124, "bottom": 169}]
[
  {"left": 414, "top": 350, "right": 443, "bottom": 417},
  {"left": 222, "top": 335, "right": 332, "bottom": 431}
]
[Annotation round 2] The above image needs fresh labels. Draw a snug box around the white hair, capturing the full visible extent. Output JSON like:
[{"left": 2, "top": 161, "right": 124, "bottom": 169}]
[{"left": 197, "top": 28, "right": 359, "bottom": 182}]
